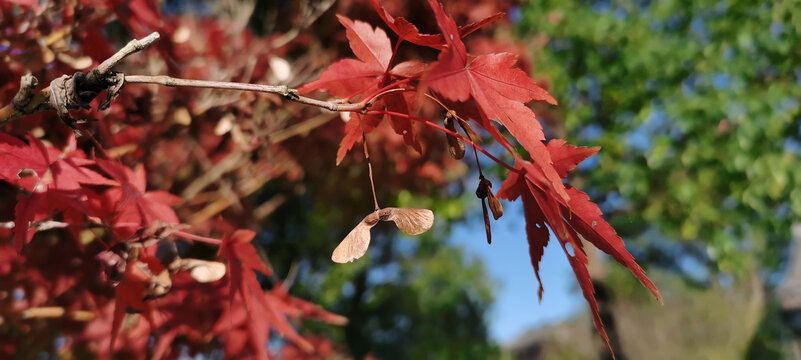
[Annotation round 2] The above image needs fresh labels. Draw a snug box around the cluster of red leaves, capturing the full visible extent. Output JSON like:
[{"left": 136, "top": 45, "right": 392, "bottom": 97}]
[
  {"left": 299, "top": 0, "right": 662, "bottom": 355},
  {"left": 1, "top": 0, "right": 662, "bottom": 358},
  {"left": 1, "top": 0, "right": 360, "bottom": 358},
  {"left": 0, "top": 131, "right": 346, "bottom": 358}
]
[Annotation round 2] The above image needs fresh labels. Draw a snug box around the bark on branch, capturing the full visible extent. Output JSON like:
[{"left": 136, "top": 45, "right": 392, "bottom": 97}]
[{"left": 0, "top": 31, "right": 369, "bottom": 127}]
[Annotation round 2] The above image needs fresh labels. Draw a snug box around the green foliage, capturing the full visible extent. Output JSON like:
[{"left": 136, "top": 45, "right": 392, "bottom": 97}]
[{"left": 519, "top": 0, "right": 801, "bottom": 273}]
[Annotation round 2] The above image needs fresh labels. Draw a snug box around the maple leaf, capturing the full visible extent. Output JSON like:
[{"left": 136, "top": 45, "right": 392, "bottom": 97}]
[
  {"left": 335, "top": 114, "right": 381, "bottom": 166},
  {"left": 299, "top": 16, "right": 424, "bottom": 162},
  {"left": 421, "top": 0, "right": 568, "bottom": 205},
  {"left": 109, "top": 255, "right": 170, "bottom": 355},
  {"left": 498, "top": 159, "right": 661, "bottom": 357},
  {"left": 90, "top": 159, "right": 181, "bottom": 240},
  {"left": 298, "top": 15, "right": 390, "bottom": 98},
  {"left": 370, "top": 0, "right": 504, "bottom": 50},
  {"left": 546, "top": 139, "right": 600, "bottom": 178},
  {"left": 217, "top": 229, "right": 315, "bottom": 359},
  {"left": 0, "top": 133, "right": 116, "bottom": 251}
]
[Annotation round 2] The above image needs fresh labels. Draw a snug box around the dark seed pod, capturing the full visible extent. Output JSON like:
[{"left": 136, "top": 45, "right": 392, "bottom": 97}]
[
  {"left": 475, "top": 177, "right": 491, "bottom": 199},
  {"left": 481, "top": 198, "right": 492, "bottom": 244},
  {"left": 488, "top": 190, "right": 503, "bottom": 220},
  {"left": 444, "top": 116, "right": 465, "bottom": 159}
]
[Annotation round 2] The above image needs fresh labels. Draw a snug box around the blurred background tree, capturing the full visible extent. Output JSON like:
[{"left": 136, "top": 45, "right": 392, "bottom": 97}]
[
  {"left": 1, "top": 0, "right": 523, "bottom": 358},
  {"left": 510, "top": 0, "right": 801, "bottom": 358}
]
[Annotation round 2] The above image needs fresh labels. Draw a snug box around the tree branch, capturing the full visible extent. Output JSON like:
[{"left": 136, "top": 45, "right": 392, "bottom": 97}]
[
  {"left": 0, "top": 75, "right": 51, "bottom": 126},
  {"left": 94, "top": 32, "right": 161, "bottom": 76},
  {"left": 123, "top": 75, "right": 366, "bottom": 112},
  {"left": 0, "top": 29, "right": 369, "bottom": 125},
  {"left": 0, "top": 32, "right": 161, "bottom": 126}
]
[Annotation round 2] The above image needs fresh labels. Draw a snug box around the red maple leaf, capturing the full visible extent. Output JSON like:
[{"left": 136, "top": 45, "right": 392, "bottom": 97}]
[
  {"left": 108, "top": 255, "right": 169, "bottom": 354},
  {"left": 212, "top": 229, "right": 347, "bottom": 358},
  {"left": 370, "top": 0, "right": 504, "bottom": 50},
  {"left": 546, "top": 139, "right": 600, "bottom": 178},
  {"left": 498, "top": 158, "right": 662, "bottom": 356},
  {"left": 299, "top": 15, "right": 425, "bottom": 163},
  {"left": 89, "top": 159, "right": 181, "bottom": 240},
  {"left": 298, "top": 15, "right": 391, "bottom": 98},
  {"left": 421, "top": 0, "right": 567, "bottom": 204},
  {"left": 216, "top": 230, "right": 290, "bottom": 360},
  {"left": 0, "top": 133, "right": 116, "bottom": 251}
]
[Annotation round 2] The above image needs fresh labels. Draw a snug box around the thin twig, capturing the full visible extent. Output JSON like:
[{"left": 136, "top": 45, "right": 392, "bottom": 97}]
[
  {"left": 268, "top": 113, "right": 336, "bottom": 143},
  {"left": 281, "top": 261, "right": 300, "bottom": 290},
  {"left": 0, "top": 220, "right": 69, "bottom": 231},
  {"left": 124, "top": 75, "right": 367, "bottom": 112},
  {"left": 94, "top": 33, "right": 160, "bottom": 75}
]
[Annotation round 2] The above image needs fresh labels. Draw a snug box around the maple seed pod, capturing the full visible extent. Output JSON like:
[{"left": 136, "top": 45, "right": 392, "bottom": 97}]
[
  {"left": 176, "top": 259, "right": 227, "bottom": 283},
  {"left": 481, "top": 199, "right": 492, "bottom": 244},
  {"left": 444, "top": 116, "right": 465, "bottom": 159},
  {"left": 475, "top": 177, "right": 491, "bottom": 199},
  {"left": 488, "top": 190, "right": 503, "bottom": 220},
  {"left": 332, "top": 207, "right": 434, "bottom": 263}
]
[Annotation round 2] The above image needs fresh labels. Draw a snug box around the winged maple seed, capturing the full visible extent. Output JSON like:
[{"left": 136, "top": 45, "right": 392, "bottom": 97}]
[
  {"left": 332, "top": 208, "right": 434, "bottom": 263},
  {"left": 444, "top": 114, "right": 465, "bottom": 159},
  {"left": 476, "top": 177, "right": 503, "bottom": 244}
]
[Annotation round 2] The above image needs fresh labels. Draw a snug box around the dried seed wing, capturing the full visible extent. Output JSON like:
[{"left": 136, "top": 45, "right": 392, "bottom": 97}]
[
  {"left": 488, "top": 190, "right": 503, "bottom": 220},
  {"left": 481, "top": 199, "right": 492, "bottom": 244},
  {"left": 455, "top": 117, "right": 480, "bottom": 141},
  {"left": 180, "top": 259, "right": 227, "bottom": 283},
  {"left": 382, "top": 208, "right": 434, "bottom": 235},
  {"left": 332, "top": 218, "right": 376, "bottom": 263}
]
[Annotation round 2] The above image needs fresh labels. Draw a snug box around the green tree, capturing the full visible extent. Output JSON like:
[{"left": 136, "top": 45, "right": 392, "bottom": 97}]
[
  {"left": 515, "top": 0, "right": 801, "bottom": 357},
  {"left": 519, "top": 0, "right": 801, "bottom": 275}
]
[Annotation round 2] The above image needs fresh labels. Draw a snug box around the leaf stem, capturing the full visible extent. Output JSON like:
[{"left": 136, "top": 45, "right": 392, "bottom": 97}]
[
  {"left": 366, "top": 109, "right": 518, "bottom": 172},
  {"left": 174, "top": 230, "right": 223, "bottom": 245},
  {"left": 361, "top": 78, "right": 415, "bottom": 105},
  {"left": 358, "top": 115, "right": 381, "bottom": 211}
]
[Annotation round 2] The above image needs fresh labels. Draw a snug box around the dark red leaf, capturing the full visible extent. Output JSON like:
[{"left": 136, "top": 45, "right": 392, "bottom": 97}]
[
  {"left": 563, "top": 186, "right": 662, "bottom": 302},
  {"left": 371, "top": 0, "right": 505, "bottom": 50},
  {"left": 498, "top": 159, "right": 660, "bottom": 355},
  {"left": 93, "top": 160, "right": 181, "bottom": 240},
  {"left": 336, "top": 116, "right": 363, "bottom": 165}
]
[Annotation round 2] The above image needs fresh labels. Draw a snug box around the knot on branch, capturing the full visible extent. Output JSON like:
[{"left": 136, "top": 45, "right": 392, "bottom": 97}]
[
  {"left": 49, "top": 71, "right": 125, "bottom": 129},
  {"left": 12, "top": 75, "right": 39, "bottom": 113}
]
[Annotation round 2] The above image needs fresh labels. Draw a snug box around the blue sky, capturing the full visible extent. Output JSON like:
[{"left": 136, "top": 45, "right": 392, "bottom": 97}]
[{"left": 450, "top": 201, "right": 583, "bottom": 344}]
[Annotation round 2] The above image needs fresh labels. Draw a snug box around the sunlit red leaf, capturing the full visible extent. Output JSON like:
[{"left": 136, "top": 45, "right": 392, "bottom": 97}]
[
  {"left": 297, "top": 16, "right": 391, "bottom": 97},
  {"left": 547, "top": 139, "right": 600, "bottom": 178},
  {"left": 422, "top": 0, "right": 565, "bottom": 205}
]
